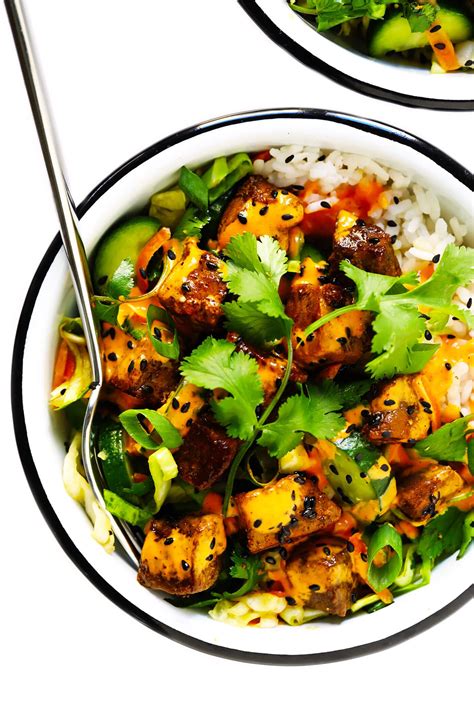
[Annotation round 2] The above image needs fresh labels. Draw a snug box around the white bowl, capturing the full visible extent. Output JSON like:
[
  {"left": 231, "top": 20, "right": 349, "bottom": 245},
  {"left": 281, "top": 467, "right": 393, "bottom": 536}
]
[
  {"left": 239, "top": 0, "right": 474, "bottom": 109},
  {"left": 12, "top": 109, "right": 473, "bottom": 664}
]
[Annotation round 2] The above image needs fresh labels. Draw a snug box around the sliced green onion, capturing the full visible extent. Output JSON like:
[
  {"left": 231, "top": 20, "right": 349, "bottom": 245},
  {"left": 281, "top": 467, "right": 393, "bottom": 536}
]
[
  {"left": 202, "top": 156, "right": 228, "bottom": 189},
  {"left": 179, "top": 166, "right": 208, "bottom": 212},
  {"left": 50, "top": 338, "right": 92, "bottom": 411},
  {"left": 367, "top": 523, "right": 403, "bottom": 592},
  {"left": 148, "top": 447, "right": 178, "bottom": 514},
  {"left": 103, "top": 489, "right": 151, "bottom": 528},
  {"left": 147, "top": 305, "right": 180, "bottom": 360},
  {"left": 393, "top": 544, "right": 417, "bottom": 588},
  {"left": 208, "top": 153, "right": 252, "bottom": 203},
  {"left": 149, "top": 187, "right": 186, "bottom": 228},
  {"left": 118, "top": 409, "right": 183, "bottom": 450}
]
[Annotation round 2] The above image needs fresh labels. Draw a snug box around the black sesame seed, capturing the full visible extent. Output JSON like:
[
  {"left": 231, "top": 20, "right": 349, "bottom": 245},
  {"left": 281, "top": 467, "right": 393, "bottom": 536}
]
[
  {"left": 336, "top": 336, "right": 347, "bottom": 345},
  {"left": 259, "top": 205, "right": 269, "bottom": 216},
  {"left": 60, "top": 388, "right": 66, "bottom": 396},
  {"left": 140, "top": 359, "right": 148, "bottom": 372},
  {"left": 286, "top": 596, "right": 297, "bottom": 606},
  {"left": 356, "top": 218, "right": 365, "bottom": 227},
  {"left": 329, "top": 464, "right": 338, "bottom": 475},
  {"left": 281, "top": 190, "right": 289, "bottom": 195},
  {"left": 206, "top": 554, "right": 214, "bottom": 562},
  {"left": 447, "top": 334, "right": 455, "bottom": 339},
  {"left": 285, "top": 154, "right": 294, "bottom": 163},
  {"left": 127, "top": 360, "right": 135, "bottom": 373},
  {"left": 361, "top": 552, "right": 368, "bottom": 562},
  {"left": 279, "top": 547, "right": 288, "bottom": 560},
  {"left": 323, "top": 546, "right": 331, "bottom": 556},
  {"left": 432, "top": 254, "right": 440, "bottom": 264},
  {"left": 318, "top": 155, "right": 326, "bottom": 161},
  {"left": 445, "top": 362, "right": 452, "bottom": 371},
  {"left": 347, "top": 541, "right": 355, "bottom": 553},
  {"left": 387, "top": 220, "right": 397, "bottom": 227},
  {"left": 320, "top": 201, "right": 331, "bottom": 209},
  {"left": 294, "top": 473, "right": 307, "bottom": 484},
  {"left": 407, "top": 404, "right": 416, "bottom": 415},
  {"left": 407, "top": 438, "right": 416, "bottom": 445},
  {"left": 186, "top": 418, "right": 193, "bottom": 427},
  {"left": 346, "top": 424, "right": 356, "bottom": 434},
  {"left": 127, "top": 340, "right": 134, "bottom": 349},
  {"left": 181, "top": 560, "right": 190, "bottom": 571},
  {"left": 153, "top": 327, "right": 162, "bottom": 340},
  {"left": 360, "top": 472, "right": 367, "bottom": 479},
  {"left": 180, "top": 401, "right": 191, "bottom": 413},
  {"left": 390, "top": 235, "right": 397, "bottom": 244},
  {"left": 210, "top": 537, "right": 216, "bottom": 550},
  {"left": 309, "top": 584, "right": 320, "bottom": 591},
  {"left": 393, "top": 196, "right": 400, "bottom": 204},
  {"left": 164, "top": 537, "right": 174, "bottom": 546},
  {"left": 291, "top": 185, "right": 304, "bottom": 191},
  {"left": 253, "top": 519, "right": 262, "bottom": 528},
  {"left": 351, "top": 593, "right": 357, "bottom": 603},
  {"left": 430, "top": 24, "right": 441, "bottom": 32},
  {"left": 434, "top": 42, "right": 446, "bottom": 50},
  {"left": 271, "top": 190, "right": 278, "bottom": 199},
  {"left": 345, "top": 474, "right": 353, "bottom": 484},
  {"left": 368, "top": 237, "right": 380, "bottom": 245},
  {"left": 381, "top": 430, "right": 391, "bottom": 439},
  {"left": 265, "top": 556, "right": 276, "bottom": 565},
  {"left": 237, "top": 212, "right": 247, "bottom": 225},
  {"left": 181, "top": 282, "right": 191, "bottom": 293},
  {"left": 281, "top": 214, "right": 294, "bottom": 221},
  {"left": 384, "top": 399, "right": 395, "bottom": 406},
  {"left": 206, "top": 260, "right": 218, "bottom": 271},
  {"left": 466, "top": 60, "right": 474, "bottom": 67},
  {"left": 361, "top": 409, "right": 370, "bottom": 418},
  {"left": 107, "top": 352, "right": 118, "bottom": 361},
  {"left": 171, "top": 398, "right": 180, "bottom": 410},
  {"left": 425, "top": 330, "right": 432, "bottom": 341},
  {"left": 419, "top": 399, "right": 430, "bottom": 408},
  {"left": 467, "top": 298, "right": 472, "bottom": 309},
  {"left": 167, "top": 249, "right": 176, "bottom": 261},
  {"left": 380, "top": 463, "right": 389, "bottom": 472}
]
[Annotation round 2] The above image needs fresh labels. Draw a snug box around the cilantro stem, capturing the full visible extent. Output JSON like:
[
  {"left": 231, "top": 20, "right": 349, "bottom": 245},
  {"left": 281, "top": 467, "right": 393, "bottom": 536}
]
[
  {"left": 303, "top": 304, "right": 361, "bottom": 339},
  {"left": 222, "top": 339, "right": 294, "bottom": 516}
]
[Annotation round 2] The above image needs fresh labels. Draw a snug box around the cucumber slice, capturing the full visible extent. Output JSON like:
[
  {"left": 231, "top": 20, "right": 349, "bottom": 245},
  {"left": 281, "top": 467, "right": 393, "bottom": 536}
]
[
  {"left": 93, "top": 216, "right": 160, "bottom": 295},
  {"left": 98, "top": 420, "right": 134, "bottom": 496},
  {"left": 368, "top": 6, "right": 473, "bottom": 58}
]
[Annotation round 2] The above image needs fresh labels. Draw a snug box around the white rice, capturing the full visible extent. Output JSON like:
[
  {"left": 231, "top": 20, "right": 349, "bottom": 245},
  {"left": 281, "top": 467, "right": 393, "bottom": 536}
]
[{"left": 254, "top": 146, "right": 474, "bottom": 415}]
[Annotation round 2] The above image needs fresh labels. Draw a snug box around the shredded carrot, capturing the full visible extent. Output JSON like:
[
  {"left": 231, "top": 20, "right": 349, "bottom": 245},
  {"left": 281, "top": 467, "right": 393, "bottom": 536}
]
[
  {"left": 253, "top": 149, "right": 271, "bottom": 162},
  {"left": 395, "top": 520, "right": 420, "bottom": 540},
  {"left": 52, "top": 340, "right": 76, "bottom": 388},
  {"left": 201, "top": 492, "right": 223, "bottom": 515},
  {"left": 419, "top": 262, "right": 434, "bottom": 282},
  {"left": 426, "top": 23, "right": 461, "bottom": 72}
]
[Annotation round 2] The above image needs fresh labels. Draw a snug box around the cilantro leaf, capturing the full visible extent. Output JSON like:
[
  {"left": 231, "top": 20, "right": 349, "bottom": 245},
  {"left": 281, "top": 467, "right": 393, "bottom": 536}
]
[
  {"left": 340, "top": 261, "right": 412, "bottom": 310},
  {"left": 368, "top": 304, "right": 439, "bottom": 379},
  {"left": 93, "top": 298, "right": 119, "bottom": 325},
  {"left": 335, "top": 378, "right": 372, "bottom": 409},
  {"left": 178, "top": 165, "right": 208, "bottom": 213},
  {"left": 258, "top": 382, "right": 346, "bottom": 458},
  {"left": 414, "top": 415, "right": 474, "bottom": 462},
  {"left": 106, "top": 258, "right": 135, "bottom": 299},
  {"left": 417, "top": 507, "right": 466, "bottom": 566},
  {"left": 180, "top": 337, "right": 264, "bottom": 440},
  {"left": 458, "top": 510, "right": 474, "bottom": 559},
  {"left": 404, "top": 1, "right": 437, "bottom": 32},
  {"left": 223, "top": 234, "right": 292, "bottom": 344},
  {"left": 223, "top": 301, "right": 289, "bottom": 344}
]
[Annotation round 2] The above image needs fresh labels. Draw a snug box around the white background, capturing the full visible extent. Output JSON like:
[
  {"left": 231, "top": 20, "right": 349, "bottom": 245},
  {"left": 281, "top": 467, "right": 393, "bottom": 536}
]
[{"left": 1, "top": 1, "right": 472, "bottom": 708}]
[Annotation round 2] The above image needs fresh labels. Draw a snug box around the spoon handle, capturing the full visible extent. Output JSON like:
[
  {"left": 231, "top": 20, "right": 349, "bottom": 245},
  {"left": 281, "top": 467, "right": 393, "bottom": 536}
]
[{"left": 6, "top": 0, "right": 141, "bottom": 566}]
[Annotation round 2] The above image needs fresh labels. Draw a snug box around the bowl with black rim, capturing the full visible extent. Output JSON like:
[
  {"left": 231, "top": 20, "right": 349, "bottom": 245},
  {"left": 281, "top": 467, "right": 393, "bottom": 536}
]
[
  {"left": 12, "top": 108, "right": 473, "bottom": 665},
  {"left": 239, "top": 0, "right": 474, "bottom": 110}
]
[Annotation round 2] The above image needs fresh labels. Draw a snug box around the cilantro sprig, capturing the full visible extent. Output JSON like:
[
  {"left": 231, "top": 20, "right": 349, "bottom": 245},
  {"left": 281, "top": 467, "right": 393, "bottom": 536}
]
[
  {"left": 414, "top": 415, "right": 474, "bottom": 462},
  {"left": 304, "top": 244, "right": 474, "bottom": 379},
  {"left": 258, "top": 381, "right": 349, "bottom": 458}
]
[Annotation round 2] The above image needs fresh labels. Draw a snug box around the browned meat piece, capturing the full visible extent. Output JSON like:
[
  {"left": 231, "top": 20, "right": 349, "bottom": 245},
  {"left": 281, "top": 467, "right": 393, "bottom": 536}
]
[
  {"left": 286, "top": 257, "right": 371, "bottom": 369},
  {"left": 137, "top": 514, "right": 227, "bottom": 595},
  {"left": 329, "top": 220, "right": 401, "bottom": 278},
  {"left": 101, "top": 324, "right": 179, "bottom": 407},
  {"left": 157, "top": 238, "right": 227, "bottom": 335},
  {"left": 397, "top": 463, "right": 463, "bottom": 522},
  {"left": 363, "top": 375, "right": 435, "bottom": 445},
  {"left": 217, "top": 175, "right": 304, "bottom": 251},
  {"left": 235, "top": 473, "right": 341, "bottom": 554},
  {"left": 227, "top": 333, "right": 307, "bottom": 405},
  {"left": 286, "top": 538, "right": 355, "bottom": 617},
  {"left": 174, "top": 411, "right": 240, "bottom": 490}
]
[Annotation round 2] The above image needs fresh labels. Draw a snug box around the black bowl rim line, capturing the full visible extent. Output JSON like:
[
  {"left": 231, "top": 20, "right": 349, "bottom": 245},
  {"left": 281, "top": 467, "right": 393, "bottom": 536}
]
[
  {"left": 11, "top": 108, "right": 474, "bottom": 666},
  {"left": 238, "top": 0, "right": 474, "bottom": 111}
]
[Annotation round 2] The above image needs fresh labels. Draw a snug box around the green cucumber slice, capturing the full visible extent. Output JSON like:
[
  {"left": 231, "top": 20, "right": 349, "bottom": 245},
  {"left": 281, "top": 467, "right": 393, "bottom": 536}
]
[{"left": 93, "top": 216, "right": 160, "bottom": 295}]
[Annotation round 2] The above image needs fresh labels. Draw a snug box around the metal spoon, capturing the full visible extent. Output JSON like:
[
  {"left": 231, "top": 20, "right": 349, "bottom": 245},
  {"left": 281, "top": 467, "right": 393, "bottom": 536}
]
[{"left": 6, "top": 0, "right": 141, "bottom": 567}]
